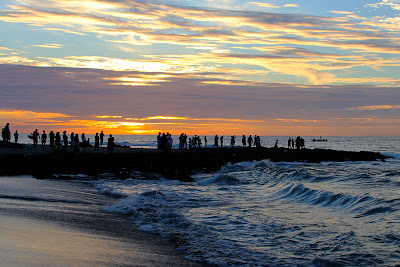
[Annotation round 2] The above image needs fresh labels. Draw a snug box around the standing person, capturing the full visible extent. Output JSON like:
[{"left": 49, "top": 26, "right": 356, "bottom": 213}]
[
  {"left": 55, "top": 132, "right": 61, "bottom": 150},
  {"left": 70, "top": 132, "right": 75, "bottom": 151},
  {"left": 242, "top": 135, "right": 246, "bottom": 147},
  {"left": 49, "top": 131, "right": 55, "bottom": 150},
  {"left": 74, "top": 133, "right": 79, "bottom": 152},
  {"left": 204, "top": 136, "right": 207, "bottom": 147},
  {"left": 274, "top": 140, "right": 279, "bottom": 148},
  {"left": 4, "top": 123, "right": 10, "bottom": 142},
  {"left": 81, "top": 133, "right": 86, "bottom": 152},
  {"left": 248, "top": 135, "right": 253, "bottom": 148},
  {"left": 107, "top": 134, "right": 114, "bottom": 153},
  {"left": 161, "top": 133, "right": 167, "bottom": 152},
  {"left": 32, "top": 129, "right": 39, "bottom": 147},
  {"left": 62, "top": 131, "right": 68, "bottom": 150},
  {"left": 100, "top": 131, "right": 105, "bottom": 147},
  {"left": 288, "top": 138, "right": 292, "bottom": 149},
  {"left": 157, "top": 132, "right": 162, "bottom": 150},
  {"left": 41, "top": 130, "right": 47, "bottom": 150},
  {"left": 220, "top": 136, "right": 224, "bottom": 147},
  {"left": 214, "top": 135, "right": 219, "bottom": 147},
  {"left": 254, "top": 135, "right": 260, "bottom": 147},
  {"left": 167, "top": 133, "right": 173, "bottom": 152},
  {"left": 14, "top": 130, "right": 19, "bottom": 143},
  {"left": 179, "top": 133, "right": 184, "bottom": 151},
  {"left": 94, "top": 132, "right": 100, "bottom": 151}
]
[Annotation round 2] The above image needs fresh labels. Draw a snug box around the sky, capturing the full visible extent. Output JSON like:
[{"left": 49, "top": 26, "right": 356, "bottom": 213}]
[{"left": 0, "top": 0, "right": 400, "bottom": 136}]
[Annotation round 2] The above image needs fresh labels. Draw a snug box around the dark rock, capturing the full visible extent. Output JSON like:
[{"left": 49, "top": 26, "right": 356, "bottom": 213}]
[{"left": 0, "top": 147, "right": 389, "bottom": 181}]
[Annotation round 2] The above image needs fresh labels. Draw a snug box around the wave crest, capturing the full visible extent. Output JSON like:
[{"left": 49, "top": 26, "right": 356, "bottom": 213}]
[{"left": 197, "top": 174, "right": 241, "bottom": 185}]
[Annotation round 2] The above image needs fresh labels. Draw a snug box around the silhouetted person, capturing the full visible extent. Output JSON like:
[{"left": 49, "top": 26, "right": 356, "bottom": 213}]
[
  {"left": 74, "top": 134, "right": 79, "bottom": 152},
  {"left": 274, "top": 140, "right": 278, "bottom": 148},
  {"left": 248, "top": 135, "right": 253, "bottom": 147},
  {"left": 242, "top": 135, "right": 246, "bottom": 147},
  {"left": 288, "top": 138, "right": 292, "bottom": 149},
  {"left": 95, "top": 133, "right": 100, "bottom": 151},
  {"left": 214, "top": 135, "right": 219, "bottom": 147},
  {"left": 204, "top": 136, "right": 207, "bottom": 147},
  {"left": 3, "top": 123, "right": 10, "bottom": 142},
  {"left": 41, "top": 130, "right": 47, "bottom": 150},
  {"left": 81, "top": 133, "right": 86, "bottom": 152},
  {"left": 179, "top": 133, "right": 184, "bottom": 151},
  {"left": 220, "top": 136, "right": 224, "bottom": 147},
  {"left": 55, "top": 132, "right": 61, "bottom": 150},
  {"left": 32, "top": 129, "right": 39, "bottom": 147},
  {"left": 49, "top": 131, "right": 54, "bottom": 149},
  {"left": 107, "top": 134, "right": 114, "bottom": 153},
  {"left": 230, "top": 135, "right": 235, "bottom": 147},
  {"left": 157, "top": 132, "right": 162, "bottom": 150},
  {"left": 70, "top": 132, "right": 75, "bottom": 151},
  {"left": 161, "top": 133, "right": 167, "bottom": 152},
  {"left": 14, "top": 130, "right": 18, "bottom": 143},
  {"left": 63, "top": 131, "right": 68, "bottom": 150},
  {"left": 167, "top": 133, "right": 172, "bottom": 152},
  {"left": 100, "top": 131, "right": 105, "bottom": 147}
]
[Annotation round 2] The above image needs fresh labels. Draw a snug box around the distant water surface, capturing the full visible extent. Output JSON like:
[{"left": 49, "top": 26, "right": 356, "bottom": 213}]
[{"left": 15, "top": 134, "right": 400, "bottom": 153}]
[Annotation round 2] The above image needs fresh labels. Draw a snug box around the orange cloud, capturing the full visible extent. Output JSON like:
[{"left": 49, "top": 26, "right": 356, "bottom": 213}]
[{"left": 347, "top": 105, "right": 400, "bottom": 111}]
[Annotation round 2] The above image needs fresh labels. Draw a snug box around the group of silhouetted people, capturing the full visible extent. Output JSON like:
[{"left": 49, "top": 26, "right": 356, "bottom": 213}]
[
  {"left": 288, "top": 136, "right": 305, "bottom": 150},
  {"left": 158, "top": 133, "right": 264, "bottom": 152},
  {"left": 2, "top": 123, "right": 19, "bottom": 143},
  {"left": 2, "top": 123, "right": 115, "bottom": 153},
  {"left": 157, "top": 132, "right": 173, "bottom": 152},
  {"left": 155, "top": 134, "right": 310, "bottom": 152}
]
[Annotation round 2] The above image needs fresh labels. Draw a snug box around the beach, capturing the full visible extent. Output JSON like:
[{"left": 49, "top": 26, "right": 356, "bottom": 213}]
[{"left": 0, "top": 176, "right": 207, "bottom": 266}]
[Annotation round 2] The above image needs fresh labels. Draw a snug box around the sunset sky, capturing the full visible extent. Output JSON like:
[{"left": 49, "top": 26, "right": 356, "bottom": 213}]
[{"left": 0, "top": 0, "right": 399, "bottom": 136}]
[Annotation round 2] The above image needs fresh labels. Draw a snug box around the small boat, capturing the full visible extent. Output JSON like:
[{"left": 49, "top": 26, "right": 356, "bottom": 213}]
[{"left": 312, "top": 137, "right": 328, "bottom": 142}]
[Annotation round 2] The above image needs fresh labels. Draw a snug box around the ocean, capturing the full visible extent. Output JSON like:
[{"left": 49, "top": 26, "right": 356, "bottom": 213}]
[{"left": 5, "top": 135, "right": 400, "bottom": 266}]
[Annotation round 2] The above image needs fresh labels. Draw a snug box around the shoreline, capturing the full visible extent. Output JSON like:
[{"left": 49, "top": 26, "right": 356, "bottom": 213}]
[
  {"left": 0, "top": 141, "right": 388, "bottom": 181},
  {"left": 0, "top": 176, "right": 208, "bottom": 266}
]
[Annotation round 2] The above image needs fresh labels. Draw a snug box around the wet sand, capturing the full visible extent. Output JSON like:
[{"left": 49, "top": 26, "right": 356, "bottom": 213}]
[{"left": 0, "top": 176, "right": 208, "bottom": 266}]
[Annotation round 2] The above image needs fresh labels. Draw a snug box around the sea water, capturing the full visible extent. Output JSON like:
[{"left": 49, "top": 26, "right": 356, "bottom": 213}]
[
  {"left": 89, "top": 136, "right": 399, "bottom": 266},
  {"left": 12, "top": 135, "right": 400, "bottom": 265}
]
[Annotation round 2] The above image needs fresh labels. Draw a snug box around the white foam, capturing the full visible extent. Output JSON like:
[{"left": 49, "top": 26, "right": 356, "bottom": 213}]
[{"left": 197, "top": 174, "right": 241, "bottom": 185}]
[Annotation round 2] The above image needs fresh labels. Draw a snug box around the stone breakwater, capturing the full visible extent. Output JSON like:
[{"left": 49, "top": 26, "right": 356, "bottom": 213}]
[{"left": 0, "top": 142, "right": 388, "bottom": 181}]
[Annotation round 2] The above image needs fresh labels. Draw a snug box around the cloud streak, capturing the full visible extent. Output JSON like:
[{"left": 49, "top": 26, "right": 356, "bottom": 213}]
[
  {"left": 0, "top": 0, "right": 399, "bottom": 84},
  {"left": 1, "top": 1, "right": 400, "bottom": 135}
]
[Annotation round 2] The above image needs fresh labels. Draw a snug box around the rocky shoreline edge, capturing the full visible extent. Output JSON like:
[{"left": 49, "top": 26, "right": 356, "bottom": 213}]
[{"left": 0, "top": 141, "right": 389, "bottom": 181}]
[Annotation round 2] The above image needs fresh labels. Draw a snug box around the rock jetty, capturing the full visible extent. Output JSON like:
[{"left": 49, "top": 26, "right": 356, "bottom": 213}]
[{"left": 0, "top": 142, "right": 388, "bottom": 181}]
